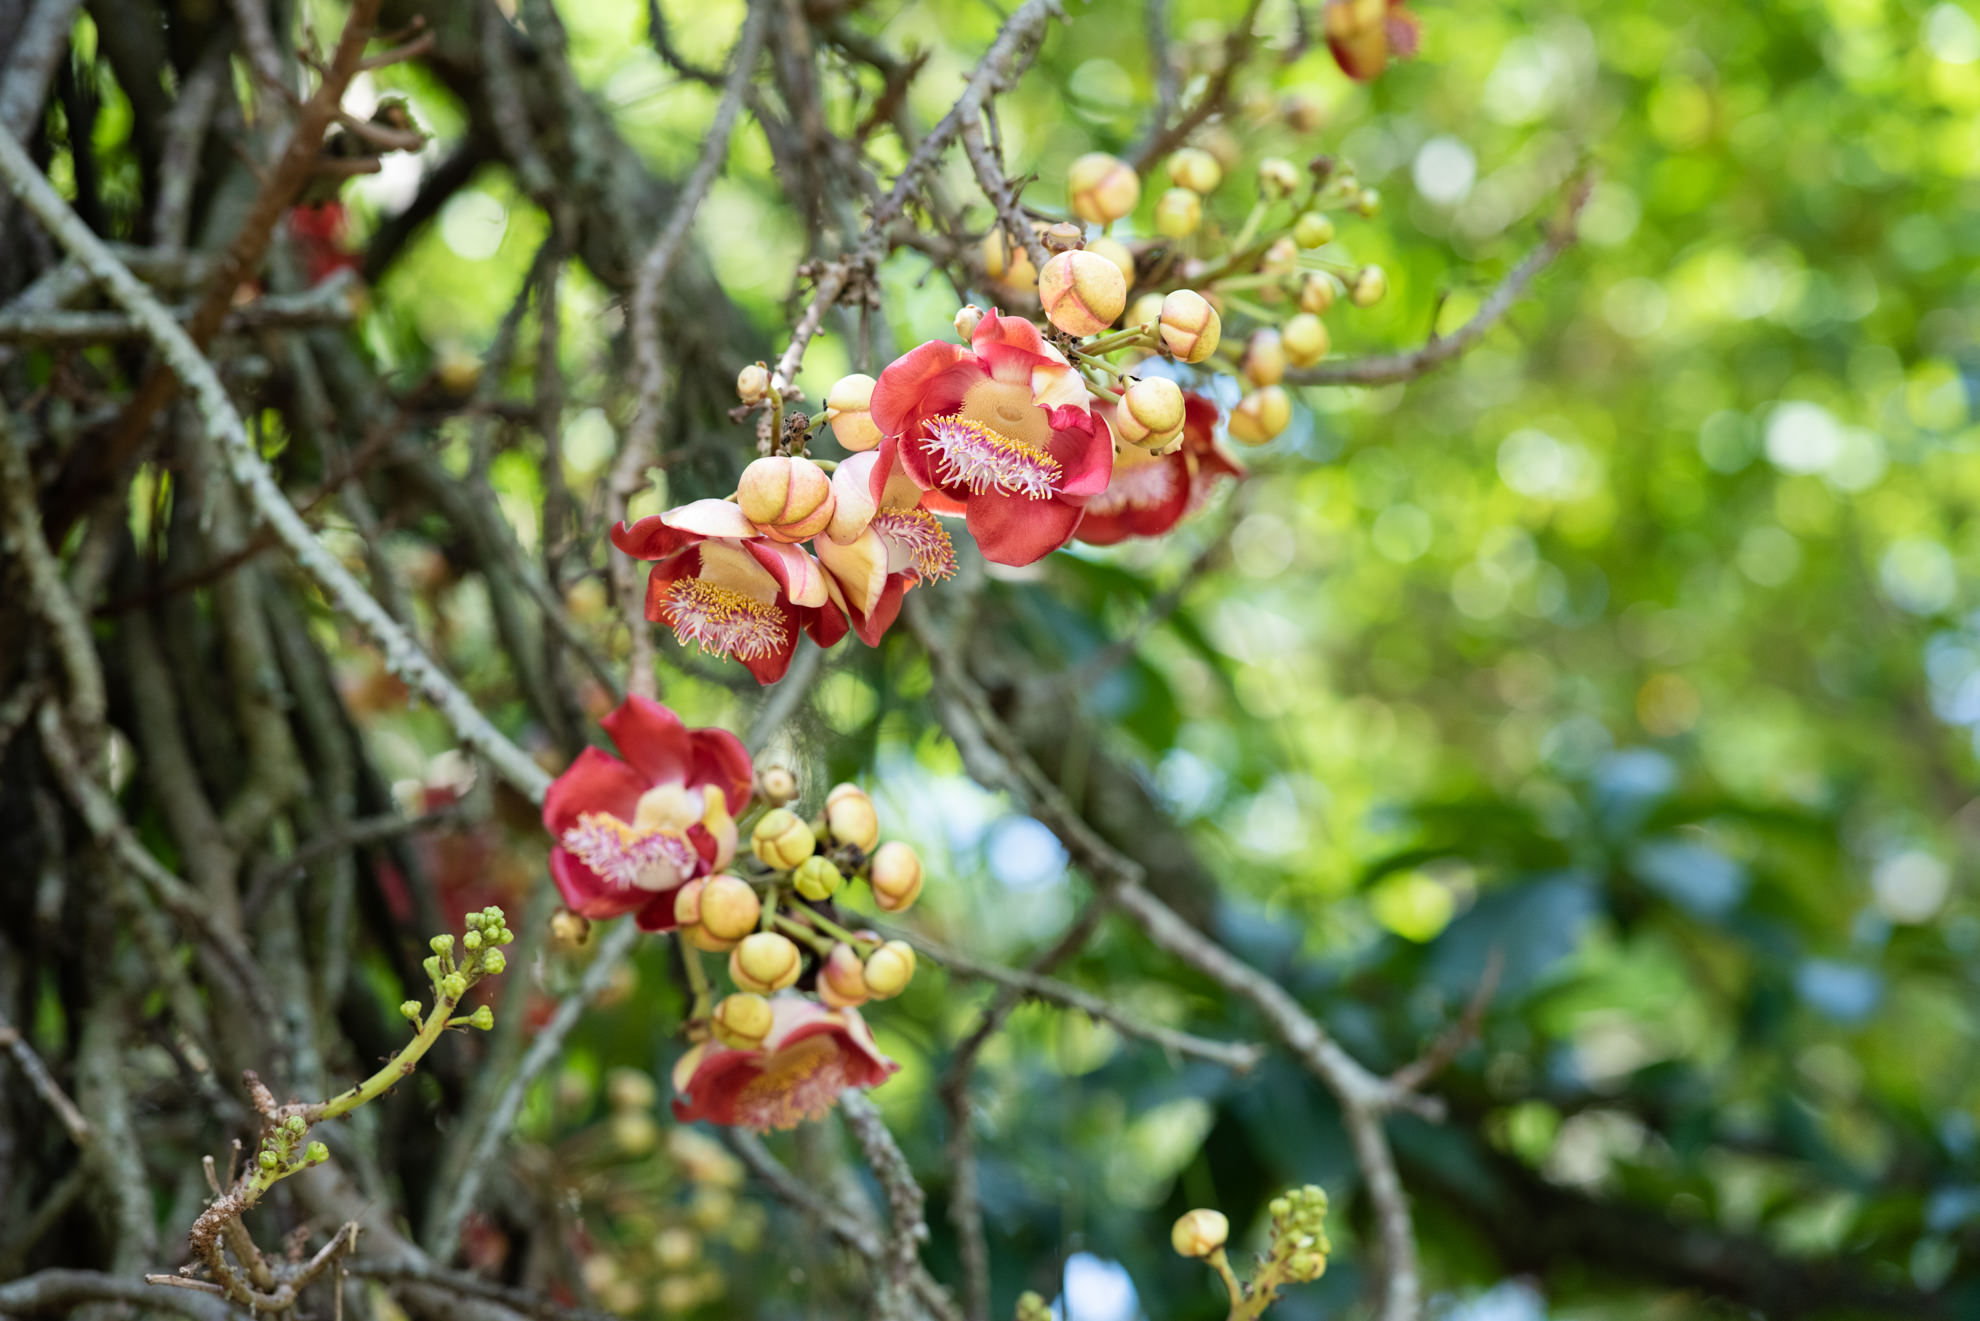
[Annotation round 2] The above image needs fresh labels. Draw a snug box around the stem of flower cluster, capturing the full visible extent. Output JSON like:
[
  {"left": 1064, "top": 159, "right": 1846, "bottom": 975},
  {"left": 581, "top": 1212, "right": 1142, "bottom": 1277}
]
[
  {"left": 680, "top": 937, "right": 714, "bottom": 1018},
  {"left": 1207, "top": 1248, "right": 1246, "bottom": 1320},
  {"left": 1081, "top": 324, "right": 1157, "bottom": 356},
  {"left": 772, "top": 912, "right": 835, "bottom": 955},
  {"left": 311, "top": 988, "right": 462, "bottom": 1122},
  {"left": 791, "top": 905, "right": 880, "bottom": 953}
]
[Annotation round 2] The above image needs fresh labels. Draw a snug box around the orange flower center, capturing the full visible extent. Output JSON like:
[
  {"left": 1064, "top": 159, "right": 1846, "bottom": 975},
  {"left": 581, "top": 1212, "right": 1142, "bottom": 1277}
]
[
  {"left": 733, "top": 1034, "right": 856, "bottom": 1131},
  {"left": 559, "top": 813, "right": 696, "bottom": 891}
]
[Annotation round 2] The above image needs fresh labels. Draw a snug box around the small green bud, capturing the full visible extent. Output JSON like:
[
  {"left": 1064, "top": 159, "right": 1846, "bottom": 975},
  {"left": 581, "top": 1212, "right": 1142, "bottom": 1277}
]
[
  {"left": 468, "top": 1005, "right": 494, "bottom": 1030},
  {"left": 463, "top": 930, "right": 482, "bottom": 951},
  {"left": 430, "top": 933, "right": 455, "bottom": 956},
  {"left": 258, "top": 1150, "right": 279, "bottom": 1171},
  {"left": 283, "top": 1114, "right": 306, "bottom": 1136},
  {"left": 484, "top": 905, "right": 506, "bottom": 924},
  {"left": 422, "top": 955, "right": 441, "bottom": 983},
  {"left": 305, "top": 1141, "right": 329, "bottom": 1166},
  {"left": 497, "top": 927, "right": 515, "bottom": 946},
  {"left": 1269, "top": 1196, "right": 1291, "bottom": 1219},
  {"left": 1016, "top": 1291, "right": 1052, "bottom": 1321},
  {"left": 1293, "top": 211, "right": 1335, "bottom": 248},
  {"left": 464, "top": 912, "right": 485, "bottom": 931},
  {"left": 441, "top": 973, "right": 469, "bottom": 1000},
  {"left": 399, "top": 1000, "right": 422, "bottom": 1021},
  {"left": 793, "top": 855, "right": 844, "bottom": 902},
  {"left": 483, "top": 950, "right": 507, "bottom": 976}
]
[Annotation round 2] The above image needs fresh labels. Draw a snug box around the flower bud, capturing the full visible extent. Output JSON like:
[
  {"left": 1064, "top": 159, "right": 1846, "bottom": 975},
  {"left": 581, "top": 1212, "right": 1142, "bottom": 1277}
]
[
  {"left": 441, "top": 972, "right": 469, "bottom": 1000},
  {"left": 1067, "top": 152, "right": 1140, "bottom": 224},
  {"left": 863, "top": 940, "right": 917, "bottom": 998},
  {"left": 868, "top": 840, "right": 925, "bottom": 913},
  {"left": 422, "top": 955, "right": 441, "bottom": 984},
  {"left": 1294, "top": 211, "right": 1335, "bottom": 248},
  {"left": 1241, "top": 329, "right": 1286, "bottom": 388},
  {"left": 711, "top": 991, "right": 775, "bottom": 1049},
  {"left": 550, "top": 907, "right": 591, "bottom": 947},
  {"left": 736, "top": 362, "right": 770, "bottom": 405},
  {"left": 284, "top": 1114, "right": 307, "bottom": 1135},
  {"left": 1016, "top": 1293, "right": 1052, "bottom": 1321},
  {"left": 430, "top": 933, "right": 455, "bottom": 957},
  {"left": 826, "top": 374, "right": 882, "bottom": 453},
  {"left": 793, "top": 855, "right": 844, "bottom": 902},
  {"left": 1355, "top": 187, "right": 1382, "bottom": 218},
  {"left": 698, "top": 874, "right": 762, "bottom": 942},
  {"left": 258, "top": 1150, "right": 279, "bottom": 1171},
  {"left": 1158, "top": 290, "right": 1221, "bottom": 364},
  {"left": 954, "top": 304, "right": 985, "bottom": 340},
  {"left": 674, "top": 880, "right": 727, "bottom": 952},
  {"left": 1038, "top": 250, "right": 1128, "bottom": 337},
  {"left": 1282, "top": 313, "right": 1330, "bottom": 367},
  {"left": 1042, "top": 221, "right": 1085, "bottom": 253},
  {"left": 1127, "top": 291, "right": 1166, "bottom": 329},
  {"left": 607, "top": 1068, "right": 657, "bottom": 1111},
  {"left": 1166, "top": 147, "right": 1223, "bottom": 194},
  {"left": 729, "top": 931, "right": 803, "bottom": 993},
  {"left": 1258, "top": 157, "right": 1300, "bottom": 198},
  {"left": 463, "top": 930, "right": 482, "bottom": 951},
  {"left": 818, "top": 942, "right": 870, "bottom": 1008},
  {"left": 467, "top": 1005, "right": 495, "bottom": 1030},
  {"left": 982, "top": 228, "right": 1038, "bottom": 291},
  {"left": 399, "top": 999, "right": 421, "bottom": 1021},
  {"left": 1261, "top": 236, "right": 1299, "bottom": 275},
  {"left": 756, "top": 765, "right": 800, "bottom": 805},
  {"left": 611, "top": 1109, "right": 659, "bottom": 1155},
  {"left": 482, "top": 950, "right": 506, "bottom": 977},
  {"left": 1298, "top": 272, "right": 1338, "bottom": 315},
  {"left": 1114, "top": 377, "right": 1186, "bottom": 449},
  {"left": 1084, "top": 237, "right": 1137, "bottom": 292},
  {"left": 306, "top": 1141, "right": 329, "bottom": 1166},
  {"left": 1287, "top": 1251, "right": 1327, "bottom": 1281},
  {"left": 825, "top": 783, "right": 881, "bottom": 852},
  {"left": 1282, "top": 92, "right": 1323, "bottom": 134},
  {"left": 1228, "top": 387, "right": 1291, "bottom": 445},
  {"left": 1171, "top": 1208, "right": 1230, "bottom": 1258},
  {"left": 751, "top": 808, "right": 816, "bottom": 869},
  {"left": 738, "top": 455, "right": 835, "bottom": 542},
  {"left": 1351, "top": 265, "right": 1388, "bottom": 307},
  {"left": 1153, "top": 188, "right": 1203, "bottom": 239}
]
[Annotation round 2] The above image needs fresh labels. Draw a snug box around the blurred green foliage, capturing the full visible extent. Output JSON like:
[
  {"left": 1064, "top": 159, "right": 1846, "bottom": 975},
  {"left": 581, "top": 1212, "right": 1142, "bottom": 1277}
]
[{"left": 330, "top": 0, "right": 1980, "bottom": 1315}]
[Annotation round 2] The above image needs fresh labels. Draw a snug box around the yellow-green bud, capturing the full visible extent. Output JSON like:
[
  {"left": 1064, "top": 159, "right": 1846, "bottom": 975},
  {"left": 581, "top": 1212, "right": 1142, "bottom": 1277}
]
[
  {"left": 258, "top": 1150, "right": 279, "bottom": 1171},
  {"left": 1016, "top": 1292, "right": 1052, "bottom": 1321},
  {"left": 1228, "top": 387, "right": 1292, "bottom": 445},
  {"left": 399, "top": 1000, "right": 421, "bottom": 1021},
  {"left": 1293, "top": 211, "right": 1335, "bottom": 248},
  {"left": 1166, "top": 147, "right": 1223, "bottom": 195},
  {"left": 1351, "top": 265, "right": 1388, "bottom": 307},
  {"left": 729, "top": 932, "right": 803, "bottom": 994},
  {"left": 863, "top": 940, "right": 917, "bottom": 999},
  {"left": 551, "top": 908, "right": 591, "bottom": 948},
  {"left": 430, "top": 933, "right": 454, "bottom": 956},
  {"left": 305, "top": 1141, "right": 329, "bottom": 1166},
  {"left": 1038, "top": 250, "right": 1128, "bottom": 337},
  {"left": 1298, "top": 272, "right": 1338, "bottom": 315},
  {"left": 482, "top": 950, "right": 506, "bottom": 977},
  {"left": 982, "top": 228, "right": 1038, "bottom": 292},
  {"left": 422, "top": 955, "right": 441, "bottom": 983},
  {"left": 1261, "top": 236, "right": 1300, "bottom": 275},
  {"left": 868, "top": 841, "right": 925, "bottom": 913},
  {"left": 1258, "top": 157, "right": 1300, "bottom": 198},
  {"left": 441, "top": 973, "right": 469, "bottom": 1000},
  {"left": 793, "top": 855, "right": 844, "bottom": 902},
  {"left": 1287, "top": 1251, "right": 1327, "bottom": 1281},
  {"left": 463, "top": 930, "right": 482, "bottom": 951},
  {"left": 736, "top": 362, "right": 770, "bottom": 405},
  {"left": 712, "top": 991, "right": 775, "bottom": 1049},
  {"left": 467, "top": 1005, "right": 495, "bottom": 1030},
  {"left": 1170, "top": 1208, "right": 1230, "bottom": 1258},
  {"left": 607, "top": 1068, "right": 657, "bottom": 1112},
  {"left": 825, "top": 783, "right": 881, "bottom": 852},
  {"left": 1114, "top": 377, "right": 1186, "bottom": 449},
  {"left": 1153, "top": 188, "right": 1203, "bottom": 239},
  {"left": 756, "top": 765, "right": 800, "bottom": 805},
  {"left": 1355, "top": 187, "right": 1381, "bottom": 218},
  {"left": 954, "top": 303, "right": 985, "bottom": 341},
  {"left": 1084, "top": 236, "right": 1137, "bottom": 292},
  {"left": 1066, "top": 152, "right": 1141, "bottom": 225},
  {"left": 284, "top": 1114, "right": 307, "bottom": 1135},
  {"left": 751, "top": 808, "right": 816, "bottom": 870},
  {"left": 1281, "top": 313, "right": 1330, "bottom": 368},
  {"left": 697, "top": 874, "right": 763, "bottom": 942},
  {"left": 1158, "top": 290, "right": 1221, "bottom": 364},
  {"left": 1241, "top": 328, "right": 1286, "bottom": 388}
]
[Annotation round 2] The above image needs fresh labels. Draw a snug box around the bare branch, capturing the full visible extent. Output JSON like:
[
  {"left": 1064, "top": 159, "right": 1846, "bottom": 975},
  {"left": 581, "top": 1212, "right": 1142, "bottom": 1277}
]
[{"left": 0, "top": 1011, "right": 92, "bottom": 1147}]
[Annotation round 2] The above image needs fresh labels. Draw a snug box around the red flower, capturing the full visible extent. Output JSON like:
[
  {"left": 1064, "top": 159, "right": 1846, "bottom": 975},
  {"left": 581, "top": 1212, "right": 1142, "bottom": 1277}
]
[
  {"left": 1325, "top": 0, "right": 1420, "bottom": 82},
  {"left": 613, "top": 501, "right": 846, "bottom": 685},
  {"left": 870, "top": 309, "right": 1114, "bottom": 566},
  {"left": 542, "top": 696, "right": 753, "bottom": 930},
  {"left": 287, "top": 202, "right": 361, "bottom": 285},
  {"left": 812, "top": 452, "right": 959, "bottom": 645},
  {"left": 671, "top": 995, "right": 898, "bottom": 1130},
  {"left": 1077, "top": 392, "right": 1244, "bottom": 545}
]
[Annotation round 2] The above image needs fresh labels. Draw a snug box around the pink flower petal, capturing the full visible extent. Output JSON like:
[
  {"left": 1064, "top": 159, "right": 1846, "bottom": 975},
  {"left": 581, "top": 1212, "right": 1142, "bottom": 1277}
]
[
  {"left": 600, "top": 695, "right": 691, "bottom": 788},
  {"left": 744, "top": 539, "right": 828, "bottom": 608},
  {"left": 965, "top": 489, "right": 1083, "bottom": 565},
  {"left": 543, "top": 746, "right": 647, "bottom": 835},
  {"left": 663, "top": 498, "right": 759, "bottom": 540},
  {"left": 815, "top": 528, "right": 889, "bottom": 616},
  {"left": 827, "top": 452, "right": 881, "bottom": 543}
]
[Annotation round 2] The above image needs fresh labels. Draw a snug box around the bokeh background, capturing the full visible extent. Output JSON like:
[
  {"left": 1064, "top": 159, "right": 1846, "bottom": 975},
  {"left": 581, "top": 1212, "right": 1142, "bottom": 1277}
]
[{"left": 39, "top": 0, "right": 1980, "bottom": 1316}]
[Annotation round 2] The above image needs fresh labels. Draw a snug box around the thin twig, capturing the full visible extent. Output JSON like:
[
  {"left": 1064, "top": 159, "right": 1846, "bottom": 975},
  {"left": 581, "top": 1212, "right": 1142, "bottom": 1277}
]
[
  {"left": 0, "top": 1011, "right": 92, "bottom": 1146},
  {"left": 1285, "top": 182, "right": 1591, "bottom": 388}
]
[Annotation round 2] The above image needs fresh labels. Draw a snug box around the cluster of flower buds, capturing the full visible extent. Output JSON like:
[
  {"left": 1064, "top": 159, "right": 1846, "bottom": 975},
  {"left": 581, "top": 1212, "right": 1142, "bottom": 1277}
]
[
  {"left": 411, "top": 906, "right": 514, "bottom": 1025},
  {"left": 1170, "top": 1185, "right": 1332, "bottom": 1317},
  {"left": 248, "top": 1113, "right": 330, "bottom": 1193},
  {"left": 657, "top": 777, "right": 930, "bottom": 1129}
]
